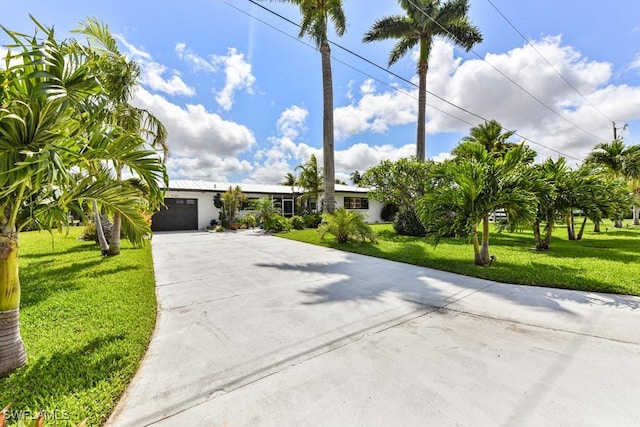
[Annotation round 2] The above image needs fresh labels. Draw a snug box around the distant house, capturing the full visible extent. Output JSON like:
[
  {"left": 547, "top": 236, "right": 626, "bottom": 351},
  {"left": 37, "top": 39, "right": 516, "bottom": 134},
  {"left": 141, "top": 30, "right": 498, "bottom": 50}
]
[{"left": 151, "top": 180, "right": 383, "bottom": 231}]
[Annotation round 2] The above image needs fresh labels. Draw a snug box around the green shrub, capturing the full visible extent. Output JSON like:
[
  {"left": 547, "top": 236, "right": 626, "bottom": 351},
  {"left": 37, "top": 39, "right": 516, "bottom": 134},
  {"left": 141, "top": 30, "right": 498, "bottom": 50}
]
[
  {"left": 303, "top": 213, "right": 322, "bottom": 228},
  {"left": 319, "top": 208, "right": 377, "bottom": 243},
  {"left": 380, "top": 203, "right": 399, "bottom": 222},
  {"left": 394, "top": 206, "right": 426, "bottom": 237},
  {"left": 264, "top": 214, "right": 292, "bottom": 233},
  {"left": 239, "top": 214, "right": 257, "bottom": 228},
  {"left": 290, "top": 215, "right": 305, "bottom": 230}
]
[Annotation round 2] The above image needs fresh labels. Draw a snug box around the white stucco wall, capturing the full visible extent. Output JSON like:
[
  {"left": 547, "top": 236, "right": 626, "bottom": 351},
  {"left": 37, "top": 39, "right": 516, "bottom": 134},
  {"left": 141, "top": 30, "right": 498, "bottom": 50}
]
[
  {"left": 335, "top": 192, "right": 384, "bottom": 223},
  {"left": 163, "top": 188, "right": 384, "bottom": 229}
]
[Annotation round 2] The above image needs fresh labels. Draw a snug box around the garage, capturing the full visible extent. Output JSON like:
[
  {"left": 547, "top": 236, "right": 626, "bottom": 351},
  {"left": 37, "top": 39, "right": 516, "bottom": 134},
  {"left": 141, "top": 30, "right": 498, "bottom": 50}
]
[{"left": 152, "top": 198, "right": 198, "bottom": 231}]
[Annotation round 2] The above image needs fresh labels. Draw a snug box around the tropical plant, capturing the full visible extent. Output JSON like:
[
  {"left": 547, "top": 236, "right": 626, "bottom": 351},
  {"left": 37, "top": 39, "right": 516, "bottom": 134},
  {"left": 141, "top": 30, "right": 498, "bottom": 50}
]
[
  {"left": 455, "top": 119, "right": 519, "bottom": 158},
  {"left": 318, "top": 207, "right": 377, "bottom": 244},
  {"left": 585, "top": 140, "right": 640, "bottom": 227},
  {"left": 273, "top": 0, "right": 346, "bottom": 212},
  {"left": 361, "top": 157, "right": 435, "bottom": 210},
  {"left": 363, "top": 0, "right": 482, "bottom": 161},
  {"left": 418, "top": 143, "right": 537, "bottom": 265},
  {"left": 530, "top": 157, "right": 567, "bottom": 250},
  {"left": 239, "top": 213, "right": 257, "bottom": 228},
  {"left": 290, "top": 215, "right": 305, "bottom": 230},
  {"left": 303, "top": 212, "right": 323, "bottom": 228},
  {"left": 221, "top": 185, "right": 245, "bottom": 227},
  {"left": 295, "top": 154, "right": 322, "bottom": 212},
  {"left": 350, "top": 170, "right": 363, "bottom": 186},
  {"left": 256, "top": 196, "right": 278, "bottom": 228},
  {"left": 393, "top": 206, "right": 427, "bottom": 237},
  {"left": 281, "top": 172, "right": 297, "bottom": 186},
  {"left": 0, "top": 18, "right": 167, "bottom": 376},
  {"left": 73, "top": 18, "right": 169, "bottom": 255},
  {"left": 362, "top": 157, "right": 435, "bottom": 236}
]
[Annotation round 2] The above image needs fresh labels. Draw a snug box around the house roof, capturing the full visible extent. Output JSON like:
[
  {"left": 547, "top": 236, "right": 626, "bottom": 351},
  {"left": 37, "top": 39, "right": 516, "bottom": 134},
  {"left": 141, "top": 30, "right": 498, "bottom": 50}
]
[{"left": 166, "top": 180, "right": 369, "bottom": 194}]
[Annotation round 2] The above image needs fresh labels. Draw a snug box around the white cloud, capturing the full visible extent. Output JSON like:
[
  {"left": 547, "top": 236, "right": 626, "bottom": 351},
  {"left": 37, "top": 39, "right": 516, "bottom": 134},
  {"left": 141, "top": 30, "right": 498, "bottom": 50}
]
[
  {"left": 116, "top": 35, "right": 195, "bottom": 97},
  {"left": 431, "top": 151, "right": 454, "bottom": 163},
  {"left": 334, "top": 79, "right": 417, "bottom": 139},
  {"left": 336, "top": 37, "right": 640, "bottom": 162},
  {"left": 175, "top": 43, "right": 216, "bottom": 73},
  {"left": 132, "top": 87, "right": 256, "bottom": 180},
  {"left": 277, "top": 105, "right": 308, "bottom": 140},
  {"left": 334, "top": 143, "right": 415, "bottom": 172},
  {"left": 212, "top": 47, "right": 255, "bottom": 111}
]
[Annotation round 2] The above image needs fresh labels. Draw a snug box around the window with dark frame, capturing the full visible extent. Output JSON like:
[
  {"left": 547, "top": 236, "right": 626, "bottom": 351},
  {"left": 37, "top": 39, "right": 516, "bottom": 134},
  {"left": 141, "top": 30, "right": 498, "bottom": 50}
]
[{"left": 344, "top": 197, "right": 369, "bottom": 210}]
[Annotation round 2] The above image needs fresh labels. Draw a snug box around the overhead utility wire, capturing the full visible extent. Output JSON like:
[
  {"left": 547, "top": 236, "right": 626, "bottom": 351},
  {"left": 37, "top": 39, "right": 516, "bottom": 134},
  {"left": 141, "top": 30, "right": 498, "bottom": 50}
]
[
  {"left": 405, "top": 0, "right": 609, "bottom": 143},
  {"left": 485, "top": 0, "right": 613, "bottom": 124},
  {"left": 239, "top": 0, "right": 581, "bottom": 160},
  {"left": 223, "top": 0, "right": 473, "bottom": 127}
]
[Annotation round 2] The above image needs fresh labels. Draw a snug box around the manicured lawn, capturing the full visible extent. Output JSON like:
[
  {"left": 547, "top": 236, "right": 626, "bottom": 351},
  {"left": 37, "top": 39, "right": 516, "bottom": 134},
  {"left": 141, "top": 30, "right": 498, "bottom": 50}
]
[
  {"left": 0, "top": 228, "right": 157, "bottom": 427},
  {"left": 277, "top": 222, "right": 640, "bottom": 296}
]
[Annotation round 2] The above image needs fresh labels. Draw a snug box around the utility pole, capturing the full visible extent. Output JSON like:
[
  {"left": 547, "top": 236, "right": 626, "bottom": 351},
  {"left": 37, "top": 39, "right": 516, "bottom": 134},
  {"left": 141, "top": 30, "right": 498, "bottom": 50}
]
[{"left": 613, "top": 121, "right": 628, "bottom": 140}]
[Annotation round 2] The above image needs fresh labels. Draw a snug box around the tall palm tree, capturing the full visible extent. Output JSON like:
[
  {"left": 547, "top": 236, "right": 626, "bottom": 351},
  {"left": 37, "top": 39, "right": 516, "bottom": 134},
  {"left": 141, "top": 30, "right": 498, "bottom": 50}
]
[
  {"left": 0, "top": 18, "right": 167, "bottom": 376},
  {"left": 273, "top": 0, "right": 346, "bottom": 212},
  {"left": 585, "top": 140, "right": 640, "bottom": 227},
  {"left": 364, "top": 0, "right": 482, "bottom": 161},
  {"left": 74, "top": 19, "right": 169, "bottom": 255}
]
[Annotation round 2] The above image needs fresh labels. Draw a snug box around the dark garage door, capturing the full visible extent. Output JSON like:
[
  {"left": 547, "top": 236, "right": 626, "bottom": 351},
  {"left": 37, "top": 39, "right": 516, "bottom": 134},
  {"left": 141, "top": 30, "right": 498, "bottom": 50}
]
[{"left": 152, "top": 198, "right": 198, "bottom": 231}]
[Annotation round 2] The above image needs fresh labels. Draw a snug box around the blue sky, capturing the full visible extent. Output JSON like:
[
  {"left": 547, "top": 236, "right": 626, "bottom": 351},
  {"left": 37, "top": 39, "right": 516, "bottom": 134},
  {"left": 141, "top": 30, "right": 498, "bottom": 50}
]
[{"left": 4, "top": 1, "right": 640, "bottom": 184}]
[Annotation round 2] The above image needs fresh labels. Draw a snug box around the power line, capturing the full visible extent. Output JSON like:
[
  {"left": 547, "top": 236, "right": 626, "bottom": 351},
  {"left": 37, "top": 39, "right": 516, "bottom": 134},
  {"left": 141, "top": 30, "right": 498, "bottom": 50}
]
[
  {"left": 485, "top": 0, "right": 614, "bottom": 124},
  {"left": 404, "top": 0, "right": 610, "bottom": 143},
  {"left": 233, "top": 0, "right": 582, "bottom": 160}
]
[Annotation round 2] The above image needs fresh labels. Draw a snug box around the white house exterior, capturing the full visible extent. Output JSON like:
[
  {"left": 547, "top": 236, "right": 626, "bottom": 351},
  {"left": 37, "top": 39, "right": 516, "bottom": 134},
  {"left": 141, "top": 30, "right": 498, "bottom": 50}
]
[{"left": 152, "top": 180, "right": 384, "bottom": 231}]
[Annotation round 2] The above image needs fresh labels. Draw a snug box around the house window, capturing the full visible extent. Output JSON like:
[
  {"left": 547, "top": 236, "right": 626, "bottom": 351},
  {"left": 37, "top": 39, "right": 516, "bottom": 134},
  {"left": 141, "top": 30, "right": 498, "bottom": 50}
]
[{"left": 344, "top": 197, "right": 369, "bottom": 210}]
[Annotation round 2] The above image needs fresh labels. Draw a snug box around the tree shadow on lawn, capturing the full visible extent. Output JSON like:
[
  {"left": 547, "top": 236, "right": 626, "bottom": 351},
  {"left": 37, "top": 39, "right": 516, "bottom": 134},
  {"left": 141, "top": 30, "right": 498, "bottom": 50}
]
[
  {"left": 0, "top": 334, "right": 129, "bottom": 426},
  {"left": 19, "top": 241, "right": 98, "bottom": 260},
  {"left": 19, "top": 259, "right": 139, "bottom": 309}
]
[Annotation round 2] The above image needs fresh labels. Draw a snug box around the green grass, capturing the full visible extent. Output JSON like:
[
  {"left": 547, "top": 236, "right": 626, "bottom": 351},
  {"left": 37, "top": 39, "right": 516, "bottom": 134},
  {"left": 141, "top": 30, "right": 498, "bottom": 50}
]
[
  {"left": 0, "top": 228, "right": 157, "bottom": 426},
  {"left": 277, "top": 222, "right": 640, "bottom": 296}
]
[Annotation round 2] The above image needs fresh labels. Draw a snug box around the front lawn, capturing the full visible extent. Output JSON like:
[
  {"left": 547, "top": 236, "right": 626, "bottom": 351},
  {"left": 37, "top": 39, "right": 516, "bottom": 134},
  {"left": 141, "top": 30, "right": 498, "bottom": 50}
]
[
  {"left": 277, "top": 223, "right": 640, "bottom": 296},
  {"left": 0, "top": 228, "right": 157, "bottom": 426}
]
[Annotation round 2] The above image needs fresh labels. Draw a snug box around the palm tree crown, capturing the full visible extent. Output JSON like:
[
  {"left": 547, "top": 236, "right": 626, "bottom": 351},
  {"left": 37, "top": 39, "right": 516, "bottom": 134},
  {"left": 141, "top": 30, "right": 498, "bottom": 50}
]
[{"left": 364, "top": 0, "right": 482, "bottom": 161}]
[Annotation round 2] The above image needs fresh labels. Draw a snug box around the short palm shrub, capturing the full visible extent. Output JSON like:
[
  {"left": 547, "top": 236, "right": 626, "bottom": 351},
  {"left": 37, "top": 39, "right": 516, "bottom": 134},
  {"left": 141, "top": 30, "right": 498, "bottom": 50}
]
[
  {"left": 319, "top": 208, "right": 377, "bottom": 243},
  {"left": 290, "top": 215, "right": 305, "bottom": 230}
]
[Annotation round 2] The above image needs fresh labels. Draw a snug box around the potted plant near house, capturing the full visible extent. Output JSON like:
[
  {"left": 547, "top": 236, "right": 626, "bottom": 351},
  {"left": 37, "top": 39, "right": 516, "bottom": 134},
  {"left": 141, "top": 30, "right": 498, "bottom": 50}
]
[{"left": 222, "top": 185, "right": 245, "bottom": 230}]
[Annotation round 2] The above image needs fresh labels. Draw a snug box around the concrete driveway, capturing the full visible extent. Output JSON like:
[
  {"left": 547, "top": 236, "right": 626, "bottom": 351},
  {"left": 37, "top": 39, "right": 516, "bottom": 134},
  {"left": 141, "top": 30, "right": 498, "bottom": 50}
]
[{"left": 107, "top": 230, "right": 640, "bottom": 426}]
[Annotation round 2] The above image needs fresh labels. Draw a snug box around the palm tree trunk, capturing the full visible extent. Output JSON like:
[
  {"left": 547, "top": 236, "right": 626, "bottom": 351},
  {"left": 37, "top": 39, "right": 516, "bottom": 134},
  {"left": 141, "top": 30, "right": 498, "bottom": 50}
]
[
  {"left": 633, "top": 205, "right": 639, "bottom": 226},
  {"left": 533, "top": 222, "right": 543, "bottom": 250},
  {"left": 93, "top": 200, "right": 109, "bottom": 255},
  {"left": 567, "top": 213, "right": 576, "bottom": 240},
  {"left": 593, "top": 221, "right": 601, "bottom": 232},
  {"left": 480, "top": 215, "right": 490, "bottom": 265},
  {"left": 108, "top": 166, "right": 123, "bottom": 256},
  {"left": 320, "top": 36, "right": 336, "bottom": 213},
  {"left": 472, "top": 229, "right": 483, "bottom": 266},
  {"left": 576, "top": 217, "right": 588, "bottom": 240},
  {"left": 543, "top": 219, "right": 554, "bottom": 250},
  {"left": 416, "top": 40, "right": 428, "bottom": 162},
  {"left": 614, "top": 219, "right": 623, "bottom": 228},
  {"left": 108, "top": 212, "right": 121, "bottom": 256},
  {"left": 0, "top": 231, "right": 27, "bottom": 376}
]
